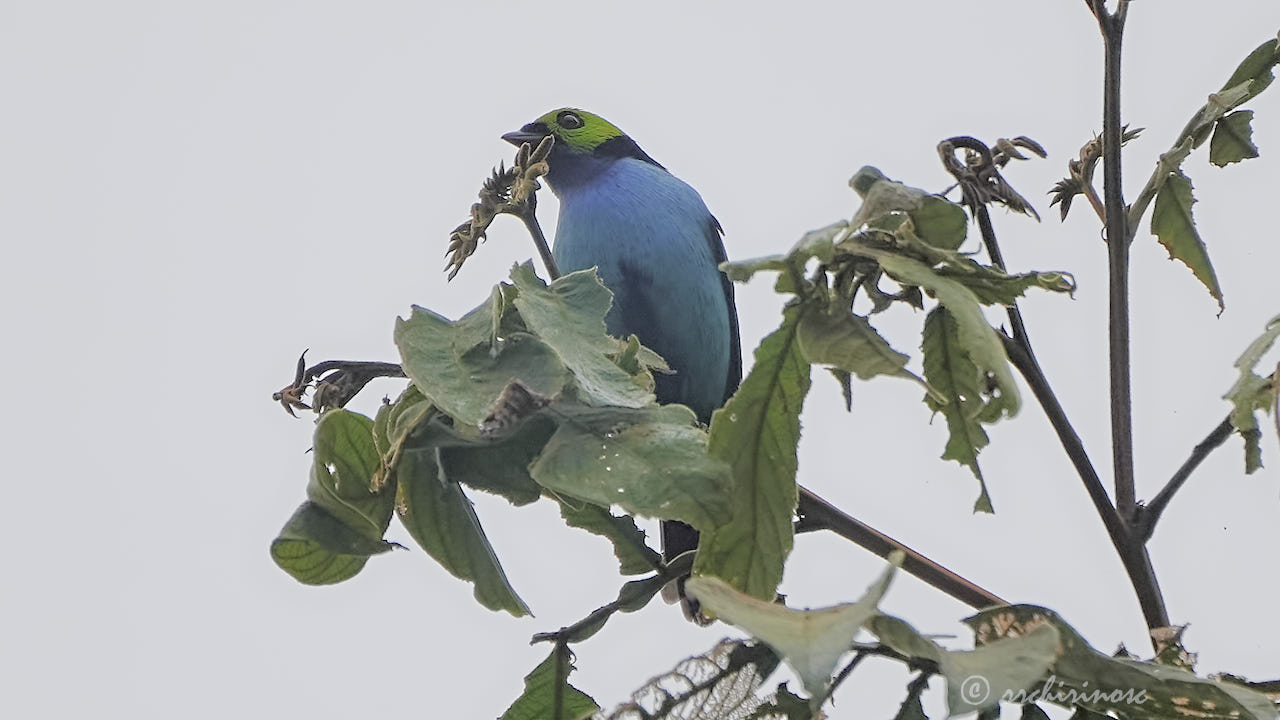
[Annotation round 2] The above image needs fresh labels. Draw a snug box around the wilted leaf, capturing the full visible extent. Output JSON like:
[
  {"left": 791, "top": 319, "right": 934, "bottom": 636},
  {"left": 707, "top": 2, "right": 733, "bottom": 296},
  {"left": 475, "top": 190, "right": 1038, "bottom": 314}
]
[
  {"left": 1224, "top": 314, "right": 1280, "bottom": 473},
  {"left": 1210, "top": 110, "right": 1260, "bottom": 166},
  {"left": 396, "top": 449, "right": 530, "bottom": 616},
  {"left": 851, "top": 167, "right": 968, "bottom": 250},
  {"left": 936, "top": 267, "right": 1076, "bottom": 306},
  {"left": 687, "top": 559, "right": 897, "bottom": 703},
  {"left": 602, "top": 640, "right": 786, "bottom": 720},
  {"left": 530, "top": 404, "right": 733, "bottom": 531},
  {"left": 500, "top": 648, "right": 599, "bottom": 720},
  {"left": 694, "top": 307, "right": 812, "bottom": 600},
  {"left": 1150, "top": 170, "right": 1224, "bottom": 312},
  {"left": 922, "top": 307, "right": 995, "bottom": 513}
]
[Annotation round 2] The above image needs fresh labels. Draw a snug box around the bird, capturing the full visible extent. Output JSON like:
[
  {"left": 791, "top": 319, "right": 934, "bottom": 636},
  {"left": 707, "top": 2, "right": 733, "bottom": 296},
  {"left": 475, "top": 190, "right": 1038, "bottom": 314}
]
[{"left": 502, "top": 108, "right": 741, "bottom": 615}]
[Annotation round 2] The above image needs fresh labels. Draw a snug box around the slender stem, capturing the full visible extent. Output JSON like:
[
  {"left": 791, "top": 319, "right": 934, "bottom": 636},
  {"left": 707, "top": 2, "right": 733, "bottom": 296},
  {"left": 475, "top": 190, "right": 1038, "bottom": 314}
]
[
  {"left": 519, "top": 196, "right": 560, "bottom": 280},
  {"left": 1002, "top": 335, "right": 1169, "bottom": 633},
  {"left": 1135, "top": 415, "right": 1234, "bottom": 541},
  {"left": 1098, "top": 5, "right": 1137, "bottom": 518},
  {"left": 797, "top": 487, "right": 1006, "bottom": 609}
]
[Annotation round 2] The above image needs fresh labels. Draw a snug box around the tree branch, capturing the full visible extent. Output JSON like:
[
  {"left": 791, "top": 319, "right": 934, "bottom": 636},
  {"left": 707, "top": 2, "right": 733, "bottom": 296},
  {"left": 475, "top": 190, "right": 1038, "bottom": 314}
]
[
  {"left": 1134, "top": 415, "right": 1235, "bottom": 542},
  {"left": 797, "top": 487, "right": 1006, "bottom": 609}
]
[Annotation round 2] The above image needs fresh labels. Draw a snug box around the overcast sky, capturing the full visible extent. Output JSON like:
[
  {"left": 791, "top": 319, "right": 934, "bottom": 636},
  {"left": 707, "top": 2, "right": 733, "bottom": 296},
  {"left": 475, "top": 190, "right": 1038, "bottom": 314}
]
[{"left": 4, "top": 2, "right": 1279, "bottom": 718}]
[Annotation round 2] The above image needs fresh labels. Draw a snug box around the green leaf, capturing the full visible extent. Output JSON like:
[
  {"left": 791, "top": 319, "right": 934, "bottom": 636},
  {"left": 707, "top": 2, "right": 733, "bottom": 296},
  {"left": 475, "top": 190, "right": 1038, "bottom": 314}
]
[
  {"left": 687, "top": 559, "right": 897, "bottom": 703},
  {"left": 796, "top": 307, "right": 910, "bottom": 380},
  {"left": 529, "top": 404, "right": 733, "bottom": 530},
  {"left": 1224, "top": 314, "right": 1280, "bottom": 473},
  {"left": 1220, "top": 38, "right": 1280, "bottom": 107},
  {"left": 395, "top": 448, "right": 530, "bottom": 616},
  {"left": 270, "top": 502, "right": 396, "bottom": 585},
  {"left": 694, "top": 306, "right": 812, "bottom": 600},
  {"left": 306, "top": 409, "right": 396, "bottom": 540},
  {"left": 558, "top": 499, "right": 662, "bottom": 575},
  {"left": 922, "top": 307, "right": 995, "bottom": 513},
  {"left": 1019, "top": 704, "right": 1052, "bottom": 720},
  {"left": 438, "top": 418, "right": 552, "bottom": 506},
  {"left": 500, "top": 648, "right": 599, "bottom": 720},
  {"left": 1210, "top": 110, "right": 1260, "bottom": 166},
  {"left": 964, "top": 605, "right": 1279, "bottom": 720},
  {"left": 847, "top": 243, "right": 1020, "bottom": 417},
  {"left": 509, "top": 263, "right": 657, "bottom": 408},
  {"left": 1150, "top": 170, "right": 1224, "bottom": 312},
  {"left": 894, "top": 693, "right": 929, "bottom": 720},
  {"left": 396, "top": 304, "right": 570, "bottom": 427},
  {"left": 870, "top": 611, "right": 1060, "bottom": 717}
]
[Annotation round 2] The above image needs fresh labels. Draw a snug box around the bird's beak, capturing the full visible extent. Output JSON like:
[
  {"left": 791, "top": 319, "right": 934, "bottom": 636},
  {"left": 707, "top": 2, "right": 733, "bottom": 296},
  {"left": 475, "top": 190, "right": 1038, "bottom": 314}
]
[{"left": 501, "top": 122, "right": 550, "bottom": 146}]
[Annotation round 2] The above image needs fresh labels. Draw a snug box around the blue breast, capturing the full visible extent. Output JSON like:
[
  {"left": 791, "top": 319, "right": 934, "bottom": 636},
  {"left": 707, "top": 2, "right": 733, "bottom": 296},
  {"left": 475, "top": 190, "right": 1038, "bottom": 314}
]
[{"left": 551, "top": 158, "right": 733, "bottom": 423}]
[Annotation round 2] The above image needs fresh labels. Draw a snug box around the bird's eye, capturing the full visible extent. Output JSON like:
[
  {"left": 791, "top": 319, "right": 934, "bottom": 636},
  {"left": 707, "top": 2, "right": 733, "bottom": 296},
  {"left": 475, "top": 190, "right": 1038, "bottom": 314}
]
[{"left": 558, "top": 111, "right": 584, "bottom": 129}]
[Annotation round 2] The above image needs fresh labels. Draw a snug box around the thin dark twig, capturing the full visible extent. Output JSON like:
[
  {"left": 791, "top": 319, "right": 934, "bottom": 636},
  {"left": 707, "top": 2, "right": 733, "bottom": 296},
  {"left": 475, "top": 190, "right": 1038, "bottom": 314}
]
[
  {"left": 1134, "top": 416, "right": 1235, "bottom": 541},
  {"left": 797, "top": 487, "right": 1006, "bottom": 609},
  {"left": 518, "top": 194, "right": 560, "bottom": 280},
  {"left": 1097, "top": 0, "right": 1137, "bottom": 519},
  {"left": 1002, "top": 335, "right": 1168, "bottom": 634}
]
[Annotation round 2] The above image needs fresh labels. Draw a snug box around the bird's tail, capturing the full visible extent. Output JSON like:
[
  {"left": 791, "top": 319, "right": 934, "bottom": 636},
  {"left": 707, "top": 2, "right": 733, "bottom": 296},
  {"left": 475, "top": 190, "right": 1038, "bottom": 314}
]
[{"left": 660, "top": 520, "right": 710, "bottom": 624}]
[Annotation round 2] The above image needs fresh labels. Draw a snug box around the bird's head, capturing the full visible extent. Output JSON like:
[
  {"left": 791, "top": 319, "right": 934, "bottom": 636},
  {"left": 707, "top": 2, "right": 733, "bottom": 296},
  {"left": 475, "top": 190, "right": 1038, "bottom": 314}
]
[{"left": 502, "top": 108, "right": 663, "bottom": 190}]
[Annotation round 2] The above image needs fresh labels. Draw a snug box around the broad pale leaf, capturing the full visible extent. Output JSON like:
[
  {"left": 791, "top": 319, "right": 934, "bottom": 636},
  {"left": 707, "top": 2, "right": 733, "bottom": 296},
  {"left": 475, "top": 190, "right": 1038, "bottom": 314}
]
[
  {"left": 871, "top": 612, "right": 1060, "bottom": 717},
  {"left": 687, "top": 559, "right": 897, "bottom": 703},
  {"left": 694, "top": 306, "right": 812, "bottom": 600},
  {"left": 500, "top": 649, "right": 599, "bottom": 720},
  {"left": 395, "top": 304, "right": 570, "bottom": 426},
  {"left": 1150, "top": 170, "right": 1224, "bottom": 311},
  {"left": 395, "top": 449, "right": 530, "bottom": 616},
  {"left": 530, "top": 404, "right": 733, "bottom": 530},
  {"left": 509, "top": 263, "right": 657, "bottom": 408}
]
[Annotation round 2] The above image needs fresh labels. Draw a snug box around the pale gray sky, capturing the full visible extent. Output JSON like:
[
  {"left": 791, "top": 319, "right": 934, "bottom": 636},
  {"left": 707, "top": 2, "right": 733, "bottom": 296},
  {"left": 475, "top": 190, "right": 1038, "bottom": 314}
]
[{"left": 3, "top": 2, "right": 1278, "bottom": 718}]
